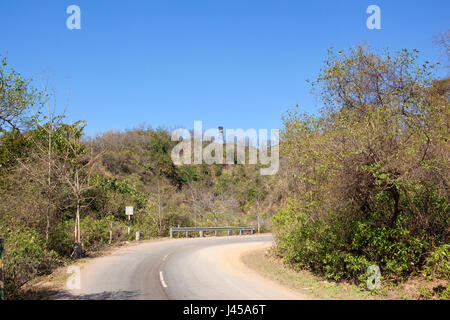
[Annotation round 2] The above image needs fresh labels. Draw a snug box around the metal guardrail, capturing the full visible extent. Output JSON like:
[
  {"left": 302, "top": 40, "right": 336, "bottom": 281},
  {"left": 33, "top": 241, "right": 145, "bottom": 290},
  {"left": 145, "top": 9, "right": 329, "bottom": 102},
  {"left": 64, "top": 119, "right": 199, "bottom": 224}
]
[{"left": 169, "top": 227, "right": 255, "bottom": 238}]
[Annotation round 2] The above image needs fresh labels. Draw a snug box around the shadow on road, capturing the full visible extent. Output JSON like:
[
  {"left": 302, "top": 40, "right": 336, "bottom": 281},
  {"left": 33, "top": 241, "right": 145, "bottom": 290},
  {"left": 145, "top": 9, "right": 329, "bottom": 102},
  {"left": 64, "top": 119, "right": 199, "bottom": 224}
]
[{"left": 54, "top": 290, "right": 141, "bottom": 300}]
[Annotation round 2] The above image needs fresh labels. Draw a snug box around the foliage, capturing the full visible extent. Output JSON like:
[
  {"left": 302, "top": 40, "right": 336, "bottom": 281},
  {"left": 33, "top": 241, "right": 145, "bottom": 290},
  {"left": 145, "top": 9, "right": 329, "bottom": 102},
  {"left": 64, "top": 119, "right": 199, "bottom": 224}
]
[
  {"left": 422, "top": 244, "right": 450, "bottom": 280},
  {"left": 0, "top": 54, "right": 40, "bottom": 131},
  {"left": 0, "top": 226, "right": 60, "bottom": 299},
  {"left": 1, "top": 45, "right": 447, "bottom": 298},
  {"left": 273, "top": 46, "right": 449, "bottom": 286}
]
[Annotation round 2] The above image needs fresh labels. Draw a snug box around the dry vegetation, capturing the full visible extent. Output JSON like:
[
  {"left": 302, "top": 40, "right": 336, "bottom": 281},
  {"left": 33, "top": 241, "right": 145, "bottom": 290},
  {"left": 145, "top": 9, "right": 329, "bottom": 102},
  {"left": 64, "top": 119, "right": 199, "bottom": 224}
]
[{"left": 0, "top": 40, "right": 448, "bottom": 299}]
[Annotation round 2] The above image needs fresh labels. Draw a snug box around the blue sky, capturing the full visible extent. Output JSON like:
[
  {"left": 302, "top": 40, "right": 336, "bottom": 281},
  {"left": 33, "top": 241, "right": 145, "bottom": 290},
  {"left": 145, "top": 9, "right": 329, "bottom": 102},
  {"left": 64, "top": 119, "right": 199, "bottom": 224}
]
[{"left": 1, "top": 0, "right": 448, "bottom": 136}]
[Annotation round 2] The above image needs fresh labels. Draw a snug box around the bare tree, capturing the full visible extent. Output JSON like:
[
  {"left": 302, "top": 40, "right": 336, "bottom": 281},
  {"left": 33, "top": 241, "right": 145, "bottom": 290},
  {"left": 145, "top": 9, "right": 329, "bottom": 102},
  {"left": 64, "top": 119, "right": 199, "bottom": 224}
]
[
  {"left": 52, "top": 121, "right": 102, "bottom": 258},
  {"left": 188, "top": 184, "right": 239, "bottom": 226},
  {"left": 16, "top": 82, "right": 70, "bottom": 242},
  {"left": 146, "top": 176, "right": 177, "bottom": 236},
  {"left": 433, "top": 30, "right": 450, "bottom": 65}
]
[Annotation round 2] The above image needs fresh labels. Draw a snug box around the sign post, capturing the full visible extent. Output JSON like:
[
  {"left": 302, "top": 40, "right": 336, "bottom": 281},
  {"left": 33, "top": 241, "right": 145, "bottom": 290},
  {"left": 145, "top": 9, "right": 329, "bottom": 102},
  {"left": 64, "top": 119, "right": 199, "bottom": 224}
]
[
  {"left": 0, "top": 238, "right": 4, "bottom": 300},
  {"left": 126, "top": 206, "right": 133, "bottom": 236}
]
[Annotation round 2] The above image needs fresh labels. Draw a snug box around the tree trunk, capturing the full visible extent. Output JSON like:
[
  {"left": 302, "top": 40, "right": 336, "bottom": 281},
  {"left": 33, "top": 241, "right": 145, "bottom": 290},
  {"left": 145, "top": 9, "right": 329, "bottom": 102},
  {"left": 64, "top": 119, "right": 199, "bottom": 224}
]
[
  {"left": 109, "top": 222, "right": 113, "bottom": 245},
  {"left": 74, "top": 214, "right": 77, "bottom": 243},
  {"left": 45, "top": 206, "right": 50, "bottom": 242},
  {"left": 76, "top": 199, "right": 81, "bottom": 243},
  {"left": 389, "top": 185, "right": 401, "bottom": 227},
  {"left": 72, "top": 198, "right": 82, "bottom": 259},
  {"left": 257, "top": 215, "right": 261, "bottom": 234},
  {"left": 46, "top": 107, "right": 52, "bottom": 243}
]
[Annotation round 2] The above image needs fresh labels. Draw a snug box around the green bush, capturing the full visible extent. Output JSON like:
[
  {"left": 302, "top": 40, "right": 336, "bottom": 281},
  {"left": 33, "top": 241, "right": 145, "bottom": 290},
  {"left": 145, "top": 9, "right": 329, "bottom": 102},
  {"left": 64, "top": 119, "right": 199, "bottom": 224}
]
[
  {"left": 48, "top": 217, "right": 128, "bottom": 256},
  {"left": 422, "top": 244, "right": 449, "bottom": 280},
  {"left": 47, "top": 220, "right": 75, "bottom": 257},
  {"left": 272, "top": 201, "right": 437, "bottom": 284},
  {"left": 133, "top": 213, "right": 159, "bottom": 239},
  {"left": 350, "top": 218, "right": 430, "bottom": 281},
  {"left": 81, "top": 216, "right": 108, "bottom": 250}
]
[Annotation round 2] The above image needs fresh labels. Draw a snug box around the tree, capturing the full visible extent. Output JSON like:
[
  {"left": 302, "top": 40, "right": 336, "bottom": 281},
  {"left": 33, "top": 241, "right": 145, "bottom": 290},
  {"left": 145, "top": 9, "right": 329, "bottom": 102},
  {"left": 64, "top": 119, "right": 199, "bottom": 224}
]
[
  {"left": 433, "top": 30, "right": 450, "bottom": 67},
  {"left": 16, "top": 97, "right": 65, "bottom": 243},
  {"left": 304, "top": 45, "right": 448, "bottom": 227},
  {"left": 249, "top": 181, "right": 269, "bottom": 234},
  {"left": 274, "top": 45, "right": 449, "bottom": 282},
  {"left": 52, "top": 121, "right": 102, "bottom": 258}
]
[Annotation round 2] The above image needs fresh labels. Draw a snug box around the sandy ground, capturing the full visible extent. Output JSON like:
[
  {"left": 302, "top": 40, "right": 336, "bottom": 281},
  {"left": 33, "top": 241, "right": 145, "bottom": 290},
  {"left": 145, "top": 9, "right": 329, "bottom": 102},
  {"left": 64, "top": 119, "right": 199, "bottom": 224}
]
[{"left": 213, "top": 241, "right": 309, "bottom": 299}]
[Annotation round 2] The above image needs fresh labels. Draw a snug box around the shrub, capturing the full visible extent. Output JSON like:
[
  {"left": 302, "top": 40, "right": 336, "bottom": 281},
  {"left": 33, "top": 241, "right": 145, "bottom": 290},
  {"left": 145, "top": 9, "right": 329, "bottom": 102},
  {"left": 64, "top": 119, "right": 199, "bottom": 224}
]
[
  {"left": 47, "top": 220, "right": 74, "bottom": 257},
  {"left": 422, "top": 244, "right": 449, "bottom": 280},
  {"left": 0, "top": 227, "right": 61, "bottom": 299},
  {"left": 274, "top": 46, "right": 449, "bottom": 287},
  {"left": 272, "top": 201, "right": 436, "bottom": 284},
  {"left": 80, "top": 216, "right": 132, "bottom": 250}
]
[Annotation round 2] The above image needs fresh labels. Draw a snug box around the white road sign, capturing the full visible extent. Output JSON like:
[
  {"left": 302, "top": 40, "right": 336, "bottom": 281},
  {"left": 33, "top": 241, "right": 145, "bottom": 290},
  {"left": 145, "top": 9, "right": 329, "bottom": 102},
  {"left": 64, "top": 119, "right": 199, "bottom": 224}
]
[{"left": 126, "top": 206, "right": 134, "bottom": 216}]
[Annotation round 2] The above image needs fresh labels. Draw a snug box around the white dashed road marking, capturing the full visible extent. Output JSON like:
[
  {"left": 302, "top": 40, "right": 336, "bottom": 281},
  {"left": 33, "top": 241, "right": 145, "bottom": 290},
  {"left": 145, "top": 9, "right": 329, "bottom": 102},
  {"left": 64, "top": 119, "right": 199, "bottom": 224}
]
[{"left": 159, "top": 271, "right": 168, "bottom": 288}]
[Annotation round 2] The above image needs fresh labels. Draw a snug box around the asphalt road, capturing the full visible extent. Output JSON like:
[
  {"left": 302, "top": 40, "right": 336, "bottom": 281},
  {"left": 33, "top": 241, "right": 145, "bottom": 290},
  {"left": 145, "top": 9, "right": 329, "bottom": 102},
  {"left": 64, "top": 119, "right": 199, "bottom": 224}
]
[{"left": 57, "top": 234, "right": 305, "bottom": 300}]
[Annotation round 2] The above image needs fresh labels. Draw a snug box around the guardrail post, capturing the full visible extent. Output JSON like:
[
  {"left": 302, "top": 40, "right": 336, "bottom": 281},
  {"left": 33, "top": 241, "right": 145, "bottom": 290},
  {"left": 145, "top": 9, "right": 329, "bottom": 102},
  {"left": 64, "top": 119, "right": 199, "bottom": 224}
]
[
  {"left": 227, "top": 230, "right": 230, "bottom": 236},
  {"left": 214, "top": 230, "right": 218, "bottom": 236},
  {"left": 185, "top": 231, "right": 188, "bottom": 238},
  {"left": 0, "top": 238, "right": 4, "bottom": 300},
  {"left": 199, "top": 230, "right": 203, "bottom": 237},
  {"left": 170, "top": 228, "right": 173, "bottom": 239},
  {"left": 239, "top": 230, "right": 242, "bottom": 236}
]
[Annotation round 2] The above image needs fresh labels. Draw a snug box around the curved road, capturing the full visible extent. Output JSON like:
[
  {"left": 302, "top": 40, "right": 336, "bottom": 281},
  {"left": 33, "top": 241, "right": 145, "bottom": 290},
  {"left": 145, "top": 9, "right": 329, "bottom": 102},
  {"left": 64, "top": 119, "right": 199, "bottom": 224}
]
[{"left": 57, "top": 234, "right": 307, "bottom": 300}]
